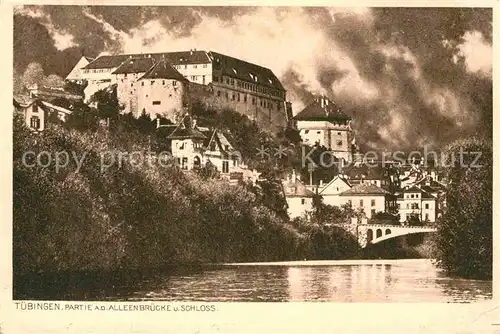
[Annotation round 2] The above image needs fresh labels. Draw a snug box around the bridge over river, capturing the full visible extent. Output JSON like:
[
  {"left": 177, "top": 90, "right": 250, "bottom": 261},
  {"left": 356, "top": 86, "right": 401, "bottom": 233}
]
[{"left": 326, "top": 220, "right": 437, "bottom": 248}]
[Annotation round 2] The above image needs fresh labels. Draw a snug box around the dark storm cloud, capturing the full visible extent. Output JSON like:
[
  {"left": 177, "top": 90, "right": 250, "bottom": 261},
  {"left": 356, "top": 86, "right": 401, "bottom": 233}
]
[{"left": 13, "top": 6, "right": 492, "bottom": 150}]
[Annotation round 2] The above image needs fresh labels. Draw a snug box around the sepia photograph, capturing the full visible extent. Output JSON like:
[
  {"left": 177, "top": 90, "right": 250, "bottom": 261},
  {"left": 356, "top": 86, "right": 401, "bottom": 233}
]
[{"left": 11, "top": 4, "right": 492, "bottom": 306}]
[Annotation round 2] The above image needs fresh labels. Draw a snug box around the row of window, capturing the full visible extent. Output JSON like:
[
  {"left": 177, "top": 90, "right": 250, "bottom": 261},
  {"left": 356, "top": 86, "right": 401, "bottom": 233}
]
[
  {"left": 84, "top": 68, "right": 112, "bottom": 74},
  {"left": 398, "top": 203, "right": 431, "bottom": 209},
  {"left": 304, "top": 130, "right": 343, "bottom": 136},
  {"left": 215, "top": 90, "right": 281, "bottom": 110},
  {"left": 173, "top": 64, "right": 208, "bottom": 70},
  {"left": 213, "top": 75, "right": 284, "bottom": 98},
  {"left": 347, "top": 199, "right": 377, "bottom": 207}
]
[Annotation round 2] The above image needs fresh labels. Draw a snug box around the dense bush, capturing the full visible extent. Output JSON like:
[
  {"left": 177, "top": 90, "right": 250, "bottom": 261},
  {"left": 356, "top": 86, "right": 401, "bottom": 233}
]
[
  {"left": 13, "top": 116, "right": 359, "bottom": 276},
  {"left": 434, "top": 138, "right": 492, "bottom": 279}
]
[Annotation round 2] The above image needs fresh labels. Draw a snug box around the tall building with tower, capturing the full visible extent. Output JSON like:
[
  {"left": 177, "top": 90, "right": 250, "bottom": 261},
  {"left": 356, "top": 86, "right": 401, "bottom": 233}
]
[{"left": 294, "top": 96, "right": 355, "bottom": 163}]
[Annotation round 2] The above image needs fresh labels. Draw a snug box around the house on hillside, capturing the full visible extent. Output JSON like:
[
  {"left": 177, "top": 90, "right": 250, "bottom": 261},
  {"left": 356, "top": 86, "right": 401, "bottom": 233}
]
[
  {"left": 294, "top": 95, "right": 355, "bottom": 163},
  {"left": 13, "top": 96, "right": 72, "bottom": 132},
  {"left": 396, "top": 185, "right": 437, "bottom": 223},
  {"left": 318, "top": 175, "right": 352, "bottom": 207},
  {"left": 338, "top": 183, "right": 388, "bottom": 219},
  {"left": 282, "top": 171, "right": 315, "bottom": 219},
  {"left": 167, "top": 120, "right": 257, "bottom": 182}
]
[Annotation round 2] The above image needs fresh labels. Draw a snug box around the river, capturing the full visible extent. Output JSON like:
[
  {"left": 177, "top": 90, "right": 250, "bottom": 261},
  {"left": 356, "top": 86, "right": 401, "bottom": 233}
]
[
  {"left": 94, "top": 259, "right": 490, "bottom": 302},
  {"left": 16, "top": 259, "right": 491, "bottom": 302}
]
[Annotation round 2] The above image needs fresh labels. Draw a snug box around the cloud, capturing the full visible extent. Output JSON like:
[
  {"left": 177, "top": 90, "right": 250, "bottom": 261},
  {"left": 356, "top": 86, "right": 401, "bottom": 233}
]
[
  {"left": 14, "top": 5, "right": 76, "bottom": 50},
  {"left": 456, "top": 30, "right": 492, "bottom": 77}
]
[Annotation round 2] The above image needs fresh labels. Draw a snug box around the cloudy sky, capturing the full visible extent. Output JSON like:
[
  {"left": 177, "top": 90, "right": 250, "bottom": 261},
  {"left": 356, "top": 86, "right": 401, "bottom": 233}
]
[{"left": 13, "top": 6, "right": 492, "bottom": 150}]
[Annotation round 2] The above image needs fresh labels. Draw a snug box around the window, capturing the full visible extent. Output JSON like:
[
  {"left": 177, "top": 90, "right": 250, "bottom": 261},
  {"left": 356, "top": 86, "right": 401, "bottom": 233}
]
[
  {"left": 244, "top": 95, "right": 247, "bottom": 103},
  {"left": 225, "top": 92, "right": 229, "bottom": 99},
  {"left": 237, "top": 93, "right": 240, "bottom": 102},
  {"left": 152, "top": 101, "right": 161, "bottom": 105},
  {"left": 406, "top": 204, "right": 410, "bottom": 209},
  {"left": 173, "top": 81, "right": 177, "bottom": 86},
  {"left": 411, "top": 203, "right": 419, "bottom": 209},
  {"left": 222, "top": 161, "right": 229, "bottom": 173},
  {"left": 202, "top": 75, "right": 206, "bottom": 85},
  {"left": 337, "top": 132, "right": 341, "bottom": 135},
  {"left": 397, "top": 203, "right": 401, "bottom": 209},
  {"left": 337, "top": 140, "right": 343, "bottom": 146},
  {"left": 141, "top": 82, "right": 144, "bottom": 86},
  {"left": 203, "top": 64, "right": 208, "bottom": 68},
  {"left": 348, "top": 200, "right": 352, "bottom": 207},
  {"left": 217, "top": 91, "right": 221, "bottom": 97},
  {"left": 252, "top": 97, "right": 256, "bottom": 105},
  {"left": 226, "top": 78, "right": 230, "bottom": 85},
  {"left": 193, "top": 65, "right": 197, "bottom": 68},
  {"left": 232, "top": 94, "right": 235, "bottom": 101},
  {"left": 30, "top": 116, "right": 40, "bottom": 130},
  {"left": 191, "top": 76, "right": 197, "bottom": 81},
  {"left": 301, "top": 198, "right": 306, "bottom": 205},
  {"left": 225, "top": 145, "right": 229, "bottom": 151},
  {"left": 360, "top": 200, "right": 364, "bottom": 207},
  {"left": 425, "top": 213, "right": 429, "bottom": 221},
  {"left": 151, "top": 81, "right": 155, "bottom": 85},
  {"left": 410, "top": 194, "right": 414, "bottom": 198},
  {"left": 371, "top": 199, "right": 376, "bottom": 207},
  {"left": 32, "top": 104, "right": 38, "bottom": 113},
  {"left": 425, "top": 203, "right": 429, "bottom": 209},
  {"left": 371, "top": 209, "right": 376, "bottom": 217},
  {"left": 162, "top": 80, "right": 165, "bottom": 85},
  {"left": 131, "top": 83, "right": 134, "bottom": 87},
  {"left": 184, "top": 65, "right": 187, "bottom": 69},
  {"left": 317, "top": 131, "right": 321, "bottom": 134}
]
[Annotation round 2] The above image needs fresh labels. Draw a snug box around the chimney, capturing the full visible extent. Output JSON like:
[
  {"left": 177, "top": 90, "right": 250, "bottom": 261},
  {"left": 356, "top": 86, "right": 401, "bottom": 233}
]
[
  {"left": 292, "top": 169, "right": 296, "bottom": 183},
  {"left": 320, "top": 96, "right": 325, "bottom": 108},
  {"left": 319, "top": 180, "right": 323, "bottom": 187},
  {"left": 192, "top": 118, "right": 197, "bottom": 129},
  {"left": 190, "top": 49, "right": 193, "bottom": 55},
  {"left": 156, "top": 117, "right": 160, "bottom": 129}
]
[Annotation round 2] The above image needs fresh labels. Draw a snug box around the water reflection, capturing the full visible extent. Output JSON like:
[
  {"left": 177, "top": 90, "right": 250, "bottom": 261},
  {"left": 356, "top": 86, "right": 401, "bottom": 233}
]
[{"left": 17, "top": 259, "right": 492, "bottom": 302}]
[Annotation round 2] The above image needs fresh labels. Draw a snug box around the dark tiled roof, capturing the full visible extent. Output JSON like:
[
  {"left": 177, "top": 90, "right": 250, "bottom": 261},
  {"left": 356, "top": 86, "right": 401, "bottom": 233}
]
[
  {"left": 282, "top": 178, "right": 315, "bottom": 197},
  {"left": 294, "top": 96, "right": 351, "bottom": 122},
  {"left": 209, "top": 51, "right": 285, "bottom": 91},
  {"left": 403, "top": 185, "right": 422, "bottom": 193},
  {"left": 138, "top": 61, "right": 188, "bottom": 81},
  {"left": 112, "top": 57, "right": 156, "bottom": 74},
  {"left": 83, "top": 51, "right": 211, "bottom": 70},
  {"left": 339, "top": 183, "right": 388, "bottom": 196},
  {"left": 82, "top": 55, "right": 131, "bottom": 69},
  {"left": 343, "top": 165, "right": 385, "bottom": 180},
  {"left": 421, "top": 191, "right": 436, "bottom": 199},
  {"left": 167, "top": 125, "right": 207, "bottom": 140}
]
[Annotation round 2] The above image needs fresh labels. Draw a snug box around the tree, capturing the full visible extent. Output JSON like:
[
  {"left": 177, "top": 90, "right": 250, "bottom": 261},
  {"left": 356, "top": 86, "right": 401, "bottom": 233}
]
[{"left": 434, "top": 138, "right": 492, "bottom": 279}]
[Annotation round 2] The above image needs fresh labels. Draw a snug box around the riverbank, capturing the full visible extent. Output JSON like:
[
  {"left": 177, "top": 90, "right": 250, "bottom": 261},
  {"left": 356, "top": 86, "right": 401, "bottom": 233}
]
[{"left": 221, "top": 258, "right": 434, "bottom": 266}]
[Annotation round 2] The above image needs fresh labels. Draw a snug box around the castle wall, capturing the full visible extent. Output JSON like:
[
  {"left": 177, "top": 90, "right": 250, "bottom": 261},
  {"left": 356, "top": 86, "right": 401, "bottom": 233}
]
[{"left": 137, "top": 78, "right": 186, "bottom": 121}]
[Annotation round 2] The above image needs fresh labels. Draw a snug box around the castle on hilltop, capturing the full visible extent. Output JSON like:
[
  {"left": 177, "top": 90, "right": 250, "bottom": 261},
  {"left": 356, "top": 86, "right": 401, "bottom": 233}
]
[{"left": 66, "top": 50, "right": 292, "bottom": 132}]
